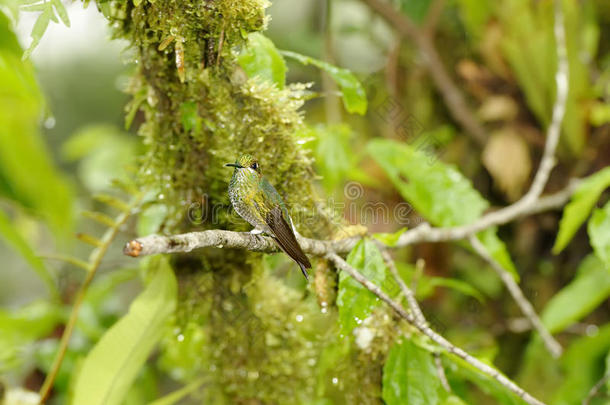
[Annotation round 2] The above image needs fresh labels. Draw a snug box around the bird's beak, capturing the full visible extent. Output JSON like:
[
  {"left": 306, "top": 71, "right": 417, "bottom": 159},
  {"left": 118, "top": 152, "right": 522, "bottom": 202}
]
[{"left": 224, "top": 163, "right": 242, "bottom": 168}]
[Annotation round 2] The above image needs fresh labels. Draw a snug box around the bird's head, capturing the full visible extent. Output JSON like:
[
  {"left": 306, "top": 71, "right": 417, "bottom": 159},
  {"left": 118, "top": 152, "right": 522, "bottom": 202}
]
[{"left": 225, "top": 154, "right": 262, "bottom": 178}]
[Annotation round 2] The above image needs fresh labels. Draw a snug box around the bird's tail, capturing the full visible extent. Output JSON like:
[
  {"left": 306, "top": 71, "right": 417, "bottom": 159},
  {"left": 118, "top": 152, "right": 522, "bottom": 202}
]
[{"left": 298, "top": 262, "right": 310, "bottom": 280}]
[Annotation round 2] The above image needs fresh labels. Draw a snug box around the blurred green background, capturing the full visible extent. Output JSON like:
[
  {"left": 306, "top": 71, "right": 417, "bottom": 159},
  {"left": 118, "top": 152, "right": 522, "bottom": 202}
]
[{"left": 1, "top": 0, "right": 610, "bottom": 404}]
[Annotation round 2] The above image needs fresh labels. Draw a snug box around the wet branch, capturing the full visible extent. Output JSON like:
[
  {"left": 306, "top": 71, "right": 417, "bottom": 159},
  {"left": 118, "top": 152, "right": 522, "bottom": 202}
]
[
  {"left": 123, "top": 181, "right": 576, "bottom": 258},
  {"left": 327, "top": 252, "right": 547, "bottom": 405}
]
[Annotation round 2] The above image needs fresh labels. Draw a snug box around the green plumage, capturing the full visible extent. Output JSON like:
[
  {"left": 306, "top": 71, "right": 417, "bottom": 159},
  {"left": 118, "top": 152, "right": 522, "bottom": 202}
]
[{"left": 226, "top": 154, "right": 312, "bottom": 278}]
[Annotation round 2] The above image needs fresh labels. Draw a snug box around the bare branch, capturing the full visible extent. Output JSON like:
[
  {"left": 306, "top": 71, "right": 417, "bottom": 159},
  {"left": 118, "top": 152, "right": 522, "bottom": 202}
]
[
  {"left": 394, "top": 178, "right": 578, "bottom": 247},
  {"left": 522, "top": 0, "right": 569, "bottom": 202},
  {"left": 327, "top": 253, "right": 547, "bottom": 405},
  {"left": 468, "top": 235, "right": 562, "bottom": 358},
  {"left": 379, "top": 247, "right": 426, "bottom": 325}
]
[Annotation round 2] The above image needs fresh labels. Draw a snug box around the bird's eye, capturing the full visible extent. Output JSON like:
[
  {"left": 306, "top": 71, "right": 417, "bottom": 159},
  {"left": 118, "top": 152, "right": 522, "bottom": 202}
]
[{"left": 250, "top": 162, "right": 259, "bottom": 170}]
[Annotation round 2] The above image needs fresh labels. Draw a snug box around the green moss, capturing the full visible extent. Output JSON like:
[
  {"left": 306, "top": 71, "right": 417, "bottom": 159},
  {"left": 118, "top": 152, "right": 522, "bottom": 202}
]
[{"left": 100, "top": 0, "right": 384, "bottom": 402}]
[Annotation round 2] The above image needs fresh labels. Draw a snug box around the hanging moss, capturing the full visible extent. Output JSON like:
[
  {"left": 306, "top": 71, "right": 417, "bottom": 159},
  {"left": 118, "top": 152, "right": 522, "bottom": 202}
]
[{"left": 100, "top": 0, "right": 386, "bottom": 402}]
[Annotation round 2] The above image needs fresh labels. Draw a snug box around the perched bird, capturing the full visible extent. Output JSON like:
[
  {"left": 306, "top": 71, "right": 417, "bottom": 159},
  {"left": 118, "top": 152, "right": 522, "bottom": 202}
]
[{"left": 225, "top": 154, "right": 312, "bottom": 279}]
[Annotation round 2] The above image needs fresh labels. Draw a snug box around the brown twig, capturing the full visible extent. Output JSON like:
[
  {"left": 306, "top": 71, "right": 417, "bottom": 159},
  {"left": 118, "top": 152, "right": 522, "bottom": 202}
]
[{"left": 360, "top": 0, "right": 487, "bottom": 146}]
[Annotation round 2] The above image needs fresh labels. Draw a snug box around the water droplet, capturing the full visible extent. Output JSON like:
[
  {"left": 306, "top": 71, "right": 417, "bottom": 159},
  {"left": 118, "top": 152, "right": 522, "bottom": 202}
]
[
  {"left": 586, "top": 324, "right": 599, "bottom": 336},
  {"left": 158, "top": 193, "right": 165, "bottom": 200},
  {"left": 44, "top": 116, "right": 56, "bottom": 129},
  {"left": 177, "top": 334, "right": 184, "bottom": 342},
  {"left": 295, "top": 314, "right": 304, "bottom": 322},
  {"left": 321, "top": 307, "right": 328, "bottom": 314},
  {"left": 332, "top": 377, "right": 339, "bottom": 385}
]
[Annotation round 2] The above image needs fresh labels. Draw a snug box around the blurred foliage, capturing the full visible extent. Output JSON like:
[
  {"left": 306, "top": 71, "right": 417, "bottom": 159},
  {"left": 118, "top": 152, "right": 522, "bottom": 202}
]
[{"left": 0, "top": 0, "right": 609, "bottom": 404}]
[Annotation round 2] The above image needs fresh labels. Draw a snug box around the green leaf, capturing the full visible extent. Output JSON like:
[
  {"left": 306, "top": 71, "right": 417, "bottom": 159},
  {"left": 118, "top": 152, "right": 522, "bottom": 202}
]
[
  {"left": 398, "top": 0, "right": 432, "bottom": 24},
  {"left": 426, "top": 277, "right": 485, "bottom": 303},
  {"left": 588, "top": 201, "right": 610, "bottom": 268},
  {"left": 553, "top": 323, "right": 610, "bottom": 405},
  {"left": 446, "top": 355, "right": 525, "bottom": 405},
  {"left": 148, "top": 378, "right": 207, "bottom": 405},
  {"left": 238, "top": 33, "right": 286, "bottom": 89},
  {"left": 0, "top": 11, "right": 73, "bottom": 236},
  {"left": 51, "top": 0, "right": 69, "bottom": 26},
  {"left": 180, "top": 101, "right": 202, "bottom": 134},
  {"left": 367, "top": 138, "right": 518, "bottom": 280},
  {"left": 554, "top": 167, "right": 610, "bottom": 253},
  {"left": 281, "top": 50, "right": 367, "bottom": 115},
  {"left": 382, "top": 339, "right": 442, "bottom": 405},
  {"left": 23, "top": 5, "right": 51, "bottom": 59},
  {"left": 373, "top": 227, "right": 407, "bottom": 247},
  {"left": 337, "top": 239, "right": 394, "bottom": 335},
  {"left": 62, "top": 125, "right": 139, "bottom": 192},
  {"left": 73, "top": 257, "right": 177, "bottom": 405},
  {"left": 0, "top": 301, "right": 63, "bottom": 372},
  {"left": 137, "top": 203, "right": 168, "bottom": 236},
  {"left": 541, "top": 254, "right": 610, "bottom": 333},
  {"left": 0, "top": 209, "right": 58, "bottom": 300}
]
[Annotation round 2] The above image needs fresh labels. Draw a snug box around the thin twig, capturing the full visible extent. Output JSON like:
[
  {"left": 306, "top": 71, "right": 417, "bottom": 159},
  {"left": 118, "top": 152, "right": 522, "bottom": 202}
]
[
  {"left": 522, "top": 0, "right": 568, "bottom": 202},
  {"left": 360, "top": 0, "right": 487, "bottom": 146},
  {"left": 38, "top": 195, "right": 142, "bottom": 405},
  {"left": 468, "top": 235, "right": 562, "bottom": 358},
  {"left": 423, "top": 0, "right": 445, "bottom": 37},
  {"left": 327, "top": 253, "right": 546, "bottom": 405},
  {"left": 434, "top": 352, "right": 451, "bottom": 392},
  {"left": 582, "top": 373, "right": 610, "bottom": 405},
  {"left": 394, "top": 179, "right": 579, "bottom": 248},
  {"left": 379, "top": 247, "right": 426, "bottom": 325}
]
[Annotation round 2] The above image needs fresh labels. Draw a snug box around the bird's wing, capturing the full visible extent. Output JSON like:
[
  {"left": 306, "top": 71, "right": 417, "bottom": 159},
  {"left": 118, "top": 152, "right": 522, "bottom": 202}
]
[{"left": 265, "top": 205, "right": 312, "bottom": 273}]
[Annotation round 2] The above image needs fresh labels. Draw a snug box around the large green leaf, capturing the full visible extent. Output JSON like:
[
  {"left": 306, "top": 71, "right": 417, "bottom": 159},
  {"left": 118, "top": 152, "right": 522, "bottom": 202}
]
[
  {"left": 72, "top": 257, "right": 177, "bottom": 405},
  {"left": 0, "top": 11, "right": 73, "bottom": 236},
  {"left": 553, "top": 167, "right": 610, "bottom": 253},
  {"left": 281, "top": 50, "right": 367, "bottom": 115},
  {"left": 337, "top": 239, "right": 394, "bottom": 335},
  {"left": 541, "top": 254, "right": 610, "bottom": 333},
  {"left": 588, "top": 201, "right": 610, "bottom": 268},
  {"left": 367, "top": 138, "right": 518, "bottom": 279},
  {"left": 446, "top": 355, "right": 525, "bottom": 405},
  {"left": 238, "top": 33, "right": 286, "bottom": 89},
  {"left": 0, "top": 209, "right": 58, "bottom": 299},
  {"left": 61, "top": 124, "right": 139, "bottom": 192},
  {"left": 382, "top": 339, "right": 443, "bottom": 405}
]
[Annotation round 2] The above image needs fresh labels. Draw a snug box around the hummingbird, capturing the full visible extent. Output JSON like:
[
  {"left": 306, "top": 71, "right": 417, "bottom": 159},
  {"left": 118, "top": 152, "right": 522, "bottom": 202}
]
[{"left": 225, "top": 154, "right": 312, "bottom": 279}]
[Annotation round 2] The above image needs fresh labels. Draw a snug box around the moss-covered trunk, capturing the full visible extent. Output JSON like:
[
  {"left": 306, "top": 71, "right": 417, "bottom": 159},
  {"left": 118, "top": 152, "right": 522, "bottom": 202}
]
[{"left": 103, "top": 0, "right": 382, "bottom": 402}]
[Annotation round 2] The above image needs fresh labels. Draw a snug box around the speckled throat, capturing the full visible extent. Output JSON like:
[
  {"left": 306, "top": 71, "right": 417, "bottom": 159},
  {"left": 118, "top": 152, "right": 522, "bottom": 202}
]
[{"left": 228, "top": 167, "right": 271, "bottom": 233}]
